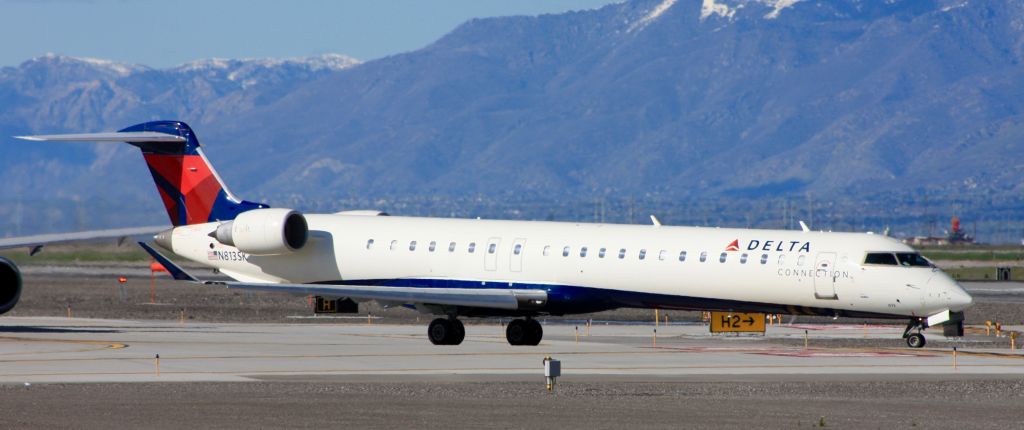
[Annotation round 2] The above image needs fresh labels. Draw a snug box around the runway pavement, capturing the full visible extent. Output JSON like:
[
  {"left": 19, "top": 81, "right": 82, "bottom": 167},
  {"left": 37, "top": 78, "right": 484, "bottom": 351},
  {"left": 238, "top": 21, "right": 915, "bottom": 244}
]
[{"left": 1, "top": 316, "right": 1022, "bottom": 383}]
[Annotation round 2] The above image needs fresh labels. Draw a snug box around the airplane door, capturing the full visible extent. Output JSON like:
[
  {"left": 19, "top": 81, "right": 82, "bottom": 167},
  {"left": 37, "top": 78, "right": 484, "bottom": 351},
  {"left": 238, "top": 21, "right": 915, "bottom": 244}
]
[
  {"left": 485, "top": 237, "right": 501, "bottom": 271},
  {"left": 510, "top": 238, "right": 526, "bottom": 272},
  {"left": 813, "top": 252, "right": 838, "bottom": 300}
]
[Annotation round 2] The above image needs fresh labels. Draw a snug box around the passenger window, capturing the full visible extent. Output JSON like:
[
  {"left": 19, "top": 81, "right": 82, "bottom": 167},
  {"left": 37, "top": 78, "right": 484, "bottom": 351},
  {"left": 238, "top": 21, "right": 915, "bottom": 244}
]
[
  {"left": 543, "top": 245, "right": 551, "bottom": 256},
  {"left": 389, "top": 240, "right": 398, "bottom": 251},
  {"left": 580, "top": 247, "right": 588, "bottom": 258},
  {"left": 699, "top": 251, "right": 707, "bottom": 263},
  {"left": 618, "top": 248, "right": 626, "bottom": 259},
  {"left": 864, "top": 253, "right": 898, "bottom": 266},
  {"left": 448, "top": 242, "right": 456, "bottom": 252},
  {"left": 599, "top": 248, "right": 606, "bottom": 258},
  {"left": 366, "top": 239, "right": 374, "bottom": 250},
  {"left": 679, "top": 251, "right": 687, "bottom": 262},
  {"left": 514, "top": 244, "right": 522, "bottom": 255},
  {"left": 658, "top": 250, "right": 667, "bottom": 261},
  {"left": 468, "top": 242, "right": 476, "bottom": 253},
  {"left": 778, "top": 255, "right": 786, "bottom": 265},
  {"left": 409, "top": 241, "right": 417, "bottom": 251},
  {"left": 719, "top": 252, "right": 727, "bottom": 263},
  {"left": 639, "top": 249, "right": 647, "bottom": 260},
  {"left": 797, "top": 255, "right": 806, "bottom": 266},
  {"left": 488, "top": 243, "right": 497, "bottom": 254},
  {"left": 563, "top": 246, "right": 571, "bottom": 257},
  {"left": 760, "top": 254, "right": 768, "bottom": 264},
  {"left": 740, "top": 253, "right": 748, "bottom": 264},
  {"left": 428, "top": 241, "right": 436, "bottom": 252}
]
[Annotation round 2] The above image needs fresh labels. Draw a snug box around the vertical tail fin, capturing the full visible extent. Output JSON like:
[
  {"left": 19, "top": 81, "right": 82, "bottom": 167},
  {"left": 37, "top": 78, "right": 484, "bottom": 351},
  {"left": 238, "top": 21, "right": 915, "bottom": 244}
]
[
  {"left": 120, "top": 121, "right": 266, "bottom": 226},
  {"left": 16, "top": 120, "right": 266, "bottom": 226}
]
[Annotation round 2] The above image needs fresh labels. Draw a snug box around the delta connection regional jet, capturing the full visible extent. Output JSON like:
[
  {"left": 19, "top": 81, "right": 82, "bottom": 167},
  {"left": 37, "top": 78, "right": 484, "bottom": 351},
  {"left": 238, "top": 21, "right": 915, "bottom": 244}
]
[{"left": 0, "top": 121, "right": 973, "bottom": 347}]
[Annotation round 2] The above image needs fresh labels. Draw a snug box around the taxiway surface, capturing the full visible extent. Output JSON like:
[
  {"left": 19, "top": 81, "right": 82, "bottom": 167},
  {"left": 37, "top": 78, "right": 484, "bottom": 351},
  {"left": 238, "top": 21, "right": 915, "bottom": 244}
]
[{"left": 1, "top": 317, "right": 1022, "bottom": 383}]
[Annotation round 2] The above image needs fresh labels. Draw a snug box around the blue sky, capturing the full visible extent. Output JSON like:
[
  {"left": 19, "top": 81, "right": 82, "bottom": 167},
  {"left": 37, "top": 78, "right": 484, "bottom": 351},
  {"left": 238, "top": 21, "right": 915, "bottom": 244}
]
[{"left": 1, "top": 0, "right": 619, "bottom": 68}]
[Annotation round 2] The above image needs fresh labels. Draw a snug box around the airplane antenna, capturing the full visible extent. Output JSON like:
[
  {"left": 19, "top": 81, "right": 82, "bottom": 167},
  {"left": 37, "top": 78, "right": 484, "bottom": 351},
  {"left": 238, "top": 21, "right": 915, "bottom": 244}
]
[
  {"left": 649, "top": 215, "right": 662, "bottom": 227},
  {"left": 798, "top": 220, "right": 810, "bottom": 232}
]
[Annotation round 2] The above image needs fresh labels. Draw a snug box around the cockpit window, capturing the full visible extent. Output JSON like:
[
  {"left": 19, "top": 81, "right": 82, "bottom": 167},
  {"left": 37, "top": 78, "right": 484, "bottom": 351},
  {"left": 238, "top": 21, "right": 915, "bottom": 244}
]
[
  {"left": 896, "top": 252, "right": 933, "bottom": 268},
  {"left": 863, "top": 253, "right": 898, "bottom": 266}
]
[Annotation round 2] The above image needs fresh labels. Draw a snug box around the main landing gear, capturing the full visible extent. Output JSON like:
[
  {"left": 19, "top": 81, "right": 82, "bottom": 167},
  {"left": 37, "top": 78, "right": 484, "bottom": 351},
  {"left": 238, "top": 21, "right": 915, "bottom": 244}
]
[
  {"left": 427, "top": 317, "right": 544, "bottom": 346},
  {"left": 428, "top": 317, "right": 465, "bottom": 345},
  {"left": 505, "top": 318, "right": 543, "bottom": 346},
  {"left": 903, "top": 318, "right": 927, "bottom": 348}
]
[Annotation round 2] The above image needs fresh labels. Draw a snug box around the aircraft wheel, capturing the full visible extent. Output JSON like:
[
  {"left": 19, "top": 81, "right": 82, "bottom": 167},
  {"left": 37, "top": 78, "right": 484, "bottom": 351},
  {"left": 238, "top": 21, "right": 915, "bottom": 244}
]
[
  {"left": 525, "top": 318, "right": 543, "bottom": 346},
  {"left": 428, "top": 318, "right": 455, "bottom": 345},
  {"left": 450, "top": 318, "right": 465, "bottom": 345},
  {"left": 906, "top": 333, "right": 926, "bottom": 348},
  {"left": 506, "top": 319, "right": 528, "bottom": 345}
]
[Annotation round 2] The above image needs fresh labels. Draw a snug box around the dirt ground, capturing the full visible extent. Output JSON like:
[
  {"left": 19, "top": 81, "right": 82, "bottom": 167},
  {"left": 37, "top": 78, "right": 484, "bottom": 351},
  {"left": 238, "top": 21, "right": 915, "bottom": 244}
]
[
  {"left": 1, "top": 378, "right": 1022, "bottom": 429},
  {"left": 8, "top": 267, "right": 1022, "bottom": 327}
]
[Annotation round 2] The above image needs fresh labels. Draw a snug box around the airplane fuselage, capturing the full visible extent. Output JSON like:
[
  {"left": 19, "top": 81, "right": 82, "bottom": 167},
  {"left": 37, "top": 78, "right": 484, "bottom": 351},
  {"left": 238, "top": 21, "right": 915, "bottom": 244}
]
[{"left": 163, "top": 213, "right": 973, "bottom": 319}]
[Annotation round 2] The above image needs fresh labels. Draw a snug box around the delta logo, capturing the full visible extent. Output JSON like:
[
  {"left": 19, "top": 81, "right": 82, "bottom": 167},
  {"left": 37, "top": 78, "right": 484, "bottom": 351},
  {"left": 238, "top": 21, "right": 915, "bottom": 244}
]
[{"left": 725, "top": 239, "right": 812, "bottom": 253}]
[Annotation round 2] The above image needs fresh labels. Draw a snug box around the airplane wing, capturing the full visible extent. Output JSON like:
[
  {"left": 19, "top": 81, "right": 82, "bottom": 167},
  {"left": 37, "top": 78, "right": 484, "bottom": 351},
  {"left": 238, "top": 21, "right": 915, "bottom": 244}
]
[
  {"left": 138, "top": 242, "right": 547, "bottom": 311},
  {"left": 0, "top": 226, "right": 168, "bottom": 254}
]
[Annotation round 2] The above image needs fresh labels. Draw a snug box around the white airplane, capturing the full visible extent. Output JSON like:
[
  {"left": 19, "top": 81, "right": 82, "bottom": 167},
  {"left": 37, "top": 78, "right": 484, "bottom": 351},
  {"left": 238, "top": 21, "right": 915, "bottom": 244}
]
[{"left": 3, "top": 121, "right": 973, "bottom": 348}]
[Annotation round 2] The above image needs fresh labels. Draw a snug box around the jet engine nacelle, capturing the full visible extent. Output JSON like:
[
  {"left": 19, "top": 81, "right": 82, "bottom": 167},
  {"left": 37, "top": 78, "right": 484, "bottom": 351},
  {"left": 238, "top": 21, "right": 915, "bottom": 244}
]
[
  {"left": 214, "top": 208, "right": 308, "bottom": 255},
  {"left": 0, "top": 257, "right": 22, "bottom": 315}
]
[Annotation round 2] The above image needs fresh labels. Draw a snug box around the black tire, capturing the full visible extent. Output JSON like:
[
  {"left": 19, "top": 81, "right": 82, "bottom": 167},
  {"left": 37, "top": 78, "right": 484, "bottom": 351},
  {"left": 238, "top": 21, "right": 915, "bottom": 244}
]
[
  {"left": 506, "top": 319, "right": 528, "bottom": 345},
  {"left": 525, "top": 319, "right": 543, "bottom": 346},
  {"left": 906, "top": 333, "right": 926, "bottom": 348},
  {"left": 428, "top": 318, "right": 453, "bottom": 345},
  {"left": 450, "top": 319, "right": 465, "bottom": 345}
]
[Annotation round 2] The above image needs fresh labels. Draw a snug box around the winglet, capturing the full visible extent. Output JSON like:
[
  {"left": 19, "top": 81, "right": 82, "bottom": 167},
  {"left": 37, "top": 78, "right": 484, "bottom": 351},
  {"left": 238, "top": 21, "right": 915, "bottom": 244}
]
[{"left": 138, "top": 242, "right": 198, "bottom": 282}]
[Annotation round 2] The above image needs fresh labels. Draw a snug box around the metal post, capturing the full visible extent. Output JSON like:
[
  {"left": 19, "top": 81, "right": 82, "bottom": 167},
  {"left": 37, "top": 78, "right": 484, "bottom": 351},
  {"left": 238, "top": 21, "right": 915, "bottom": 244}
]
[{"left": 804, "top": 330, "right": 808, "bottom": 349}]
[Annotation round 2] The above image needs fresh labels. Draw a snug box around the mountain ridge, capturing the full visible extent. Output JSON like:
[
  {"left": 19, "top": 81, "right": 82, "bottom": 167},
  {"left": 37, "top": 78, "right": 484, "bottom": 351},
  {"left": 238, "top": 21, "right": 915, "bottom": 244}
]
[{"left": 1, "top": 0, "right": 1021, "bottom": 240}]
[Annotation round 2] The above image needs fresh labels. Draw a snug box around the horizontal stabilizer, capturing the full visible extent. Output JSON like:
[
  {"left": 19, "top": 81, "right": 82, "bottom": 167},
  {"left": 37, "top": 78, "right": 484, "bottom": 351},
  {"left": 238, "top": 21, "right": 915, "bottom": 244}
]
[
  {"left": 0, "top": 225, "right": 168, "bottom": 251},
  {"left": 15, "top": 131, "right": 186, "bottom": 143}
]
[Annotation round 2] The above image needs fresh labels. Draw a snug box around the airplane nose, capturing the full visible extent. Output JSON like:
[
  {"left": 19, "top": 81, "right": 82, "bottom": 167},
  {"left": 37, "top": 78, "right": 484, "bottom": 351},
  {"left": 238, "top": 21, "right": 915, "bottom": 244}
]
[{"left": 948, "top": 284, "right": 973, "bottom": 311}]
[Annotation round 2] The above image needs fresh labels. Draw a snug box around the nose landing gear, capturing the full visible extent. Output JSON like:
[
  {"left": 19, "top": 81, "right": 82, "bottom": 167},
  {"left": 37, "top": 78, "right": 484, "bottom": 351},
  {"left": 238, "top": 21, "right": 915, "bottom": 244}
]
[{"left": 903, "top": 318, "right": 927, "bottom": 348}]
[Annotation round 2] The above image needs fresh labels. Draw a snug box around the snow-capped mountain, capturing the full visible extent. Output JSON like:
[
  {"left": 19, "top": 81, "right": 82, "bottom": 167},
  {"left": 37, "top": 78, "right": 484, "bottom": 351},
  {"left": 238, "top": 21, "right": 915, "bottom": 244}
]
[{"left": 2, "top": 0, "right": 1022, "bottom": 237}]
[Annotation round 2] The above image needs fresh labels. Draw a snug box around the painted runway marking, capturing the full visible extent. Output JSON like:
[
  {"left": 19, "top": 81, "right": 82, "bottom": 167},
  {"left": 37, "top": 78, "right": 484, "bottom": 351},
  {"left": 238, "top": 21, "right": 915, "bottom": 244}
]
[{"left": 754, "top": 350, "right": 927, "bottom": 358}]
